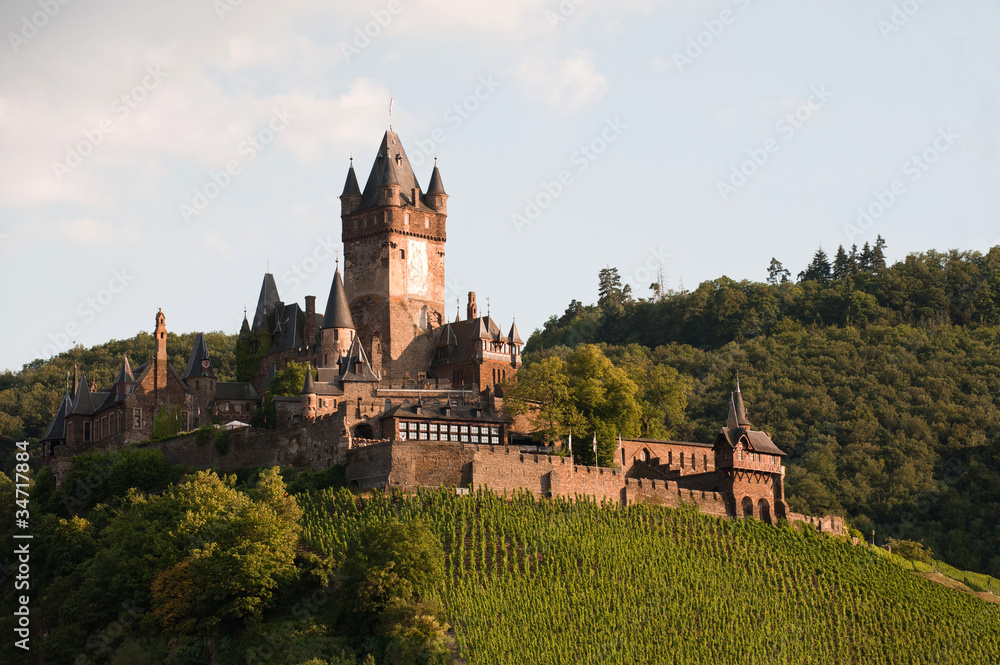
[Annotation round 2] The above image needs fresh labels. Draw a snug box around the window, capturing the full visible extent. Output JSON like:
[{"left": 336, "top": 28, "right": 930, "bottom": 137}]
[
  {"left": 680, "top": 452, "right": 685, "bottom": 467},
  {"left": 424, "top": 215, "right": 430, "bottom": 228},
  {"left": 134, "top": 408, "right": 141, "bottom": 428},
  {"left": 83, "top": 422, "right": 91, "bottom": 442},
  {"left": 225, "top": 402, "right": 231, "bottom": 412},
  {"left": 400, "top": 249, "right": 405, "bottom": 260},
  {"left": 404, "top": 212, "right": 410, "bottom": 225},
  {"left": 384, "top": 211, "right": 389, "bottom": 224},
  {"left": 419, "top": 423, "right": 427, "bottom": 431},
  {"left": 460, "top": 425, "right": 468, "bottom": 434},
  {"left": 182, "top": 412, "right": 188, "bottom": 429},
  {"left": 385, "top": 399, "right": 391, "bottom": 411},
  {"left": 354, "top": 219, "right": 359, "bottom": 230}
]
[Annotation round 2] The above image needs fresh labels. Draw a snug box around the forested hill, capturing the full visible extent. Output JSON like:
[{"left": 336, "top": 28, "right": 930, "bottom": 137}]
[
  {"left": 0, "top": 331, "right": 239, "bottom": 445},
  {"left": 524, "top": 241, "right": 1000, "bottom": 578}
]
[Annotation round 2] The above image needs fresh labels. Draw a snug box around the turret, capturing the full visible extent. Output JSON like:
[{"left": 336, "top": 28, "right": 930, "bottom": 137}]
[
  {"left": 467, "top": 292, "right": 478, "bottom": 320},
  {"left": 320, "top": 266, "right": 356, "bottom": 367},
  {"left": 301, "top": 362, "right": 317, "bottom": 420},
  {"left": 340, "top": 158, "right": 362, "bottom": 215},
  {"left": 154, "top": 309, "right": 168, "bottom": 390},
  {"left": 425, "top": 159, "right": 448, "bottom": 214}
]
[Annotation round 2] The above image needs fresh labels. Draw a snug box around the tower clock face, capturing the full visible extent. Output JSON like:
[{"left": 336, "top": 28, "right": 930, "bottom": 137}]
[{"left": 201, "top": 359, "right": 211, "bottom": 369}]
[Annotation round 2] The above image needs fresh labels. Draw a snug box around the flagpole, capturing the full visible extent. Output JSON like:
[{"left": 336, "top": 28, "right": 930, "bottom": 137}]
[
  {"left": 593, "top": 432, "right": 598, "bottom": 468},
  {"left": 568, "top": 429, "right": 573, "bottom": 466}
]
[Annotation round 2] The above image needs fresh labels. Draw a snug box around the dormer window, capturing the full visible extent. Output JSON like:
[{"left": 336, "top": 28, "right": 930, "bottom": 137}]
[{"left": 395, "top": 153, "right": 402, "bottom": 166}]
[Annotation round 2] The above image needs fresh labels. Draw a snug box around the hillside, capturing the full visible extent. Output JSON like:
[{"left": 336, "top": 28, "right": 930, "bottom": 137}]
[
  {"left": 6, "top": 458, "right": 1000, "bottom": 665},
  {"left": 301, "top": 488, "right": 1000, "bottom": 665},
  {"left": 521, "top": 244, "right": 1000, "bottom": 579}
]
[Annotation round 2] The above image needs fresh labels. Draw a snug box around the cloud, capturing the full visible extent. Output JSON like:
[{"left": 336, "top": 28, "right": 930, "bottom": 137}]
[{"left": 516, "top": 48, "right": 608, "bottom": 112}]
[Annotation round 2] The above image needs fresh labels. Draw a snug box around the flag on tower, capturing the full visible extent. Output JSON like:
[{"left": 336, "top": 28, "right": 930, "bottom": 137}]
[
  {"left": 568, "top": 429, "right": 573, "bottom": 460},
  {"left": 593, "top": 432, "right": 598, "bottom": 466}
]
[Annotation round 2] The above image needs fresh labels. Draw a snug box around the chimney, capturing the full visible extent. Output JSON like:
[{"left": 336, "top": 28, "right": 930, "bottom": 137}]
[
  {"left": 411, "top": 187, "right": 419, "bottom": 206},
  {"left": 304, "top": 295, "right": 316, "bottom": 348},
  {"left": 467, "top": 292, "right": 478, "bottom": 320}
]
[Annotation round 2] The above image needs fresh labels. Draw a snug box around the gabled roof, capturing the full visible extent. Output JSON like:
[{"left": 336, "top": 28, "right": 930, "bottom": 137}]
[
  {"left": 41, "top": 391, "right": 73, "bottom": 442},
  {"left": 183, "top": 333, "right": 215, "bottom": 380},
  {"left": 436, "top": 323, "right": 458, "bottom": 348},
  {"left": 322, "top": 267, "right": 355, "bottom": 330},
  {"left": 381, "top": 400, "right": 504, "bottom": 424},
  {"left": 508, "top": 320, "right": 524, "bottom": 345},
  {"left": 342, "top": 161, "right": 361, "bottom": 197},
  {"left": 216, "top": 382, "right": 260, "bottom": 401},
  {"left": 431, "top": 315, "right": 513, "bottom": 368},
  {"left": 70, "top": 373, "right": 97, "bottom": 416},
  {"left": 115, "top": 355, "right": 134, "bottom": 385},
  {"left": 340, "top": 337, "right": 379, "bottom": 383},
  {"left": 426, "top": 163, "right": 446, "bottom": 195},
  {"left": 358, "top": 130, "right": 430, "bottom": 212},
  {"left": 252, "top": 273, "right": 281, "bottom": 332}
]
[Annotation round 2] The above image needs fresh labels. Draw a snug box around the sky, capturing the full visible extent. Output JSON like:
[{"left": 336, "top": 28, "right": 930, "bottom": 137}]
[{"left": 1, "top": 0, "right": 998, "bottom": 373}]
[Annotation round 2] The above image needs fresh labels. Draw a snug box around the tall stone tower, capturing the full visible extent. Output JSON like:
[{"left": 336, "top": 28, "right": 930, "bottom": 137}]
[{"left": 340, "top": 131, "right": 448, "bottom": 379}]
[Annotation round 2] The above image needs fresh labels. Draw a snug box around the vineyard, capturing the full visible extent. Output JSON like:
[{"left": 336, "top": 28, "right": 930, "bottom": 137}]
[{"left": 299, "top": 488, "right": 1000, "bottom": 665}]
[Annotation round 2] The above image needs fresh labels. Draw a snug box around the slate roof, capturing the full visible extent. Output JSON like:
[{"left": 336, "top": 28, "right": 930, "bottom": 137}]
[
  {"left": 70, "top": 373, "right": 98, "bottom": 416},
  {"left": 41, "top": 392, "right": 73, "bottom": 442},
  {"left": 322, "top": 268, "right": 355, "bottom": 330},
  {"left": 114, "top": 356, "right": 135, "bottom": 385},
  {"left": 216, "top": 382, "right": 260, "bottom": 401},
  {"left": 340, "top": 337, "right": 379, "bottom": 382},
  {"left": 358, "top": 130, "right": 432, "bottom": 212},
  {"left": 342, "top": 161, "right": 362, "bottom": 197},
  {"left": 426, "top": 164, "right": 446, "bottom": 195},
  {"left": 432, "top": 315, "right": 514, "bottom": 367},
  {"left": 252, "top": 273, "right": 281, "bottom": 332},
  {"left": 183, "top": 333, "right": 215, "bottom": 380},
  {"left": 508, "top": 320, "right": 524, "bottom": 346},
  {"left": 268, "top": 302, "right": 322, "bottom": 353},
  {"left": 381, "top": 401, "right": 504, "bottom": 424},
  {"left": 301, "top": 364, "right": 315, "bottom": 394}
]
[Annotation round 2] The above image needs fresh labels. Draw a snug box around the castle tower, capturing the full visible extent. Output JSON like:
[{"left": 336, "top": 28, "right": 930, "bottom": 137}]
[
  {"left": 340, "top": 130, "right": 447, "bottom": 379},
  {"left": 714, "top": 378, "right": 788, "bottom": 523},
  {"left": 319, "top": 265, "right": 356, "bottom": 368},
  {"left": 154, "top": 309, "right": 168, "bottom": 391},
  {"left": 183, "top": 333, "right": 216, "bottom": 422}
]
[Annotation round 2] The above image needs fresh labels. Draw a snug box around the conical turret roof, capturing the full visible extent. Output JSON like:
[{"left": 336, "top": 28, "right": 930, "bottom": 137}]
[
  {"left": 301, "top": 363, "right": 316, "bottom": 394},
  {"left": 323, "top": 267, "right": 356, "bottom": 330},
  {"left": 342, "top": 161, "right": 361, "bottom": 197},
  {"left": 426, "top": 163, "right": 446, "bottom": 195},
  {"left": 115, "top": 355, "right": 134, "bottom": 385},
  {"left": 41, "top": 390, "right": 73, "bottom": 442},
  {"left": 70, "top": 373, "right": 96, "bottom": 416},
  {"left": 733, "top": 377, "right": 750, "bottom": 427}
]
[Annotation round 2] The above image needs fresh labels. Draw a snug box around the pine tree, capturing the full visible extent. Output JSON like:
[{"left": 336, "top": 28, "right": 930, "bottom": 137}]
[
  {"left": 798, "top": 248, "right": 832, "bottom": 283},
  {"left": 832, "top": 245, "right": 853, "bottom": 280}
]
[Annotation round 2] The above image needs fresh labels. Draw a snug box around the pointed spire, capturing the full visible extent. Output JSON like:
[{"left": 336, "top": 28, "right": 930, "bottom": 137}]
[
  {"left": 70, "top": 372, "right": 96, "bottom": 415},
  {"left": 342, "top": 158, "right": 361, "bottom": 197},
  {"left": 239, "top": 310, "right": 251, "bottom": 339},
  {"left": 252, "top": 273, "right": 280, "bottom": 332},
  {"left": 357, "top": 130, "right": 422, "bottom": 211},
  {"left": 508, "top": 319, "right": 524, "bottom": 346},
  {"left": 733, "top": 375, "right": 750, "bottom": 427},
  {"left": 426, "top": 160, "right": 446, "bottom": 195},
  {"left": 115, "top": 355, "right": 134, "bottom": 385},
  {"left": 322, "top": 267, "right": 356, "bottom": 330},
  {"left": 727, "top": 393, "right": 739, "bottom": 430},
  {"left": 301, "top": 363, "right": 316, "bottom": 395},
  {"left": 183, "top": 333, "right": 215, "bottom": 380}
]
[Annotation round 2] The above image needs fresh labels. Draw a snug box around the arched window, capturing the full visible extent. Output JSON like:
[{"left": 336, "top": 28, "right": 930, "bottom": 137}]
[
  {"left": 640, "top": 449, "right": 649, "bottom": 462},
  {"left": 741, "top": 496, "right": 754, "bottom": 518}
]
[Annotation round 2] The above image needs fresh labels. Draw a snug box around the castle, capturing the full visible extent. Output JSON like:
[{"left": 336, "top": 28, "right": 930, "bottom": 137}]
[{"left": 39, "top": 127, "right": 842, "bottom": 535}]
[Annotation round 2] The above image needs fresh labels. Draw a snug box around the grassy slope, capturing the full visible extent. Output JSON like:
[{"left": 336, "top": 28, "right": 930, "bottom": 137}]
[{"left": 301, "top": 489, "right": 1000, "bottom": 665}]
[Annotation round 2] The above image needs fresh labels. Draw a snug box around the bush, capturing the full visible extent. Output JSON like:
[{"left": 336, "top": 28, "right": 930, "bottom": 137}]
[{"left": 886, "top": 537, "right": 934, "bottom": 565}]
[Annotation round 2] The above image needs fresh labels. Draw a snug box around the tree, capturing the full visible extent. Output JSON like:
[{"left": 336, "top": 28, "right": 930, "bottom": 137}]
[
  {"left": 502, "top": 355, "right": 579, "bottom": 447},
  {"left": 268, "top": 361, "right": 316, "bottom": 397},
  {"left": 597, "top": 267, "right": 633, "bottom": 316},
  {"left": 832, "top": 245, "right": 854, "bottom": 280},
  {"left": 798, "top": 248, "right": 832, "bottom": 283},
  {"left": 872, "top": 235, "right": 888, "bottom": 274},
  {"left": 767, "top": 258, "right": 791, "bottom": 285},
  {"left": 339, "top": 519, "right": 445, "bottom": 627}
]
